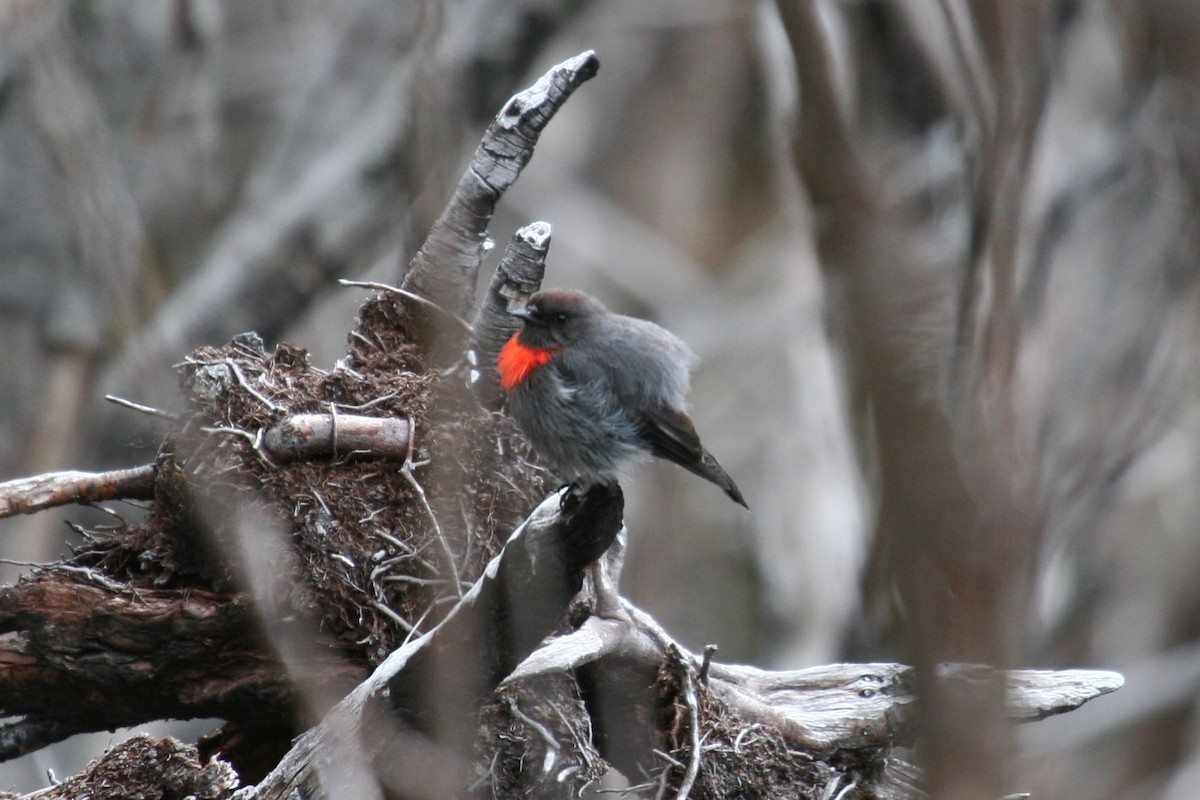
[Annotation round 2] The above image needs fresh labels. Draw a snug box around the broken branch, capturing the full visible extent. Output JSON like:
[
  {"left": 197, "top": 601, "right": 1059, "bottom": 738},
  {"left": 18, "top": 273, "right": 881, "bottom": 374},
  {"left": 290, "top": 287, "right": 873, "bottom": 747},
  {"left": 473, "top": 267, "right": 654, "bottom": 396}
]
[
  {"left": 0, "top": 465, "right": 156, "bottom": 519},
  {"left": 398, "top": 51, "right": 598, "bottom": 358}
]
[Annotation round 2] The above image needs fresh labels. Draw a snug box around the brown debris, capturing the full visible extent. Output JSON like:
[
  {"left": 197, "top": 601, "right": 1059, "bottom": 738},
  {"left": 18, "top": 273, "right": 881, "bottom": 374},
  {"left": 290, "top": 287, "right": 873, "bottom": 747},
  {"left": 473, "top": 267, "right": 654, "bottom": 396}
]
[
  {"left": 0, "top": 734, "right": 239, "bottom": 800},
  {"left": 0, "top": 281, "right": 554, "bottom": 773},
  {"left": 474, "top": 675, "right": 604, "bottom": 798},
  {"left": 655, "top": 660, "right": 828, "bottom": 800},
  {"left": 91, "top": 296, "right": 552, "bottom": 667}
]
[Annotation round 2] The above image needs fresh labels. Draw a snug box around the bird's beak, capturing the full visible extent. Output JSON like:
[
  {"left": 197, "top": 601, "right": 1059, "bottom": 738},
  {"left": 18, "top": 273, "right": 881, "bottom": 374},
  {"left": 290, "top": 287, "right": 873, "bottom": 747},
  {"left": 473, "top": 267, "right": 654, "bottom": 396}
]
[{"left": 508, "top": 306, "right": 536, "bottom": 322}]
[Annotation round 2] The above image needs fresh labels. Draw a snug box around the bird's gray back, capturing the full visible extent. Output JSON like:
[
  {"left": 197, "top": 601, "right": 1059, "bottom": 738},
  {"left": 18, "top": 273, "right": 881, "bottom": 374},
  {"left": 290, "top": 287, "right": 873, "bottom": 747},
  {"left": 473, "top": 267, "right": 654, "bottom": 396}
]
[{"left": 582, "top": 313, "right": 696, "bottom": 410}]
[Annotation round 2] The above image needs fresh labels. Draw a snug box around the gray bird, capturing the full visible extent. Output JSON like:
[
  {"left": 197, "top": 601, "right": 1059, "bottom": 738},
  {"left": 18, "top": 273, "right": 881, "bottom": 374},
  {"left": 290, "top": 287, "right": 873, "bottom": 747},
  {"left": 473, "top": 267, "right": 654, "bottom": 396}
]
[{"left": 498, "top": 288, "right": 747, "bottom": 508}]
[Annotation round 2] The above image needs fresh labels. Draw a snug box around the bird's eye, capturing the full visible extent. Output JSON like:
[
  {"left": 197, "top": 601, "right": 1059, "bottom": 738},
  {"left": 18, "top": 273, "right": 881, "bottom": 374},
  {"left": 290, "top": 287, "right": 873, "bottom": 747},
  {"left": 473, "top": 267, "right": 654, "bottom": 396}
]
[{"left": 555, "top": 312, "right": 568, "bottom": 324}]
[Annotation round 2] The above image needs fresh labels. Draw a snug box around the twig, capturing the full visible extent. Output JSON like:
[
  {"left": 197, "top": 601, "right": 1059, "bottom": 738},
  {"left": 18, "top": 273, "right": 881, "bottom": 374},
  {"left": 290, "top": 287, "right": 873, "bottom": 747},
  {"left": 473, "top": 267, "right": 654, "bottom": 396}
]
[
  {"left": 698, "top": 645, "right": 718, "bottom": 686},
  {"left": 372, "top": 529, "right": 409, "bottom": 550},
  {"left": 510, "top": 702, "right": 560, "bottom": 777},
  {"left": 732, "top": 723, "right": 763, "bottom": 755},
  {"left": 226, "top": 359, "right": 281, "bottom": 411},
  {"left": 397, "top": 416, "right": 464, "bottom": 598},
  {"left": 594, "top": 780, "right": 657, "bottom": 795},
  {"left": 654, "top": 769, "right": 671, "bottom": 800},
  {"left": 0, "top": 558, "right": 52, "bottom": 568},
  {"left": 818, "top": 775, "right": 859, "bottom": 800},
  {"left": 370, "top": 529, "right": 438, "bottom": 574},
  {"left": 370, "top": 600, "right": 414, "bottom": 634},
  {"left": 553, "top": 703, "right": 599, "bottom": 774},
  {"left": 400, "top": 603, "right": 435, "bottom": 649},
  {"left": 200, "top": 425, "right": 258, "bottom": 445},
  {"left": 54, "top": 564, "right": 136, "bottom": 595},
  {"left": 400, "top": 461, "right": 464, "bottom": 599},
  {"left": 334, "top": 391, "right": 398, "bottom": 411},
  {"left": 675, "top": 651, "right": 703, "bottom": 800},
  {"left": 85, "top": 501, "right": 130, "bottom": 526},
  {"left": 380, "top": 575, "right": 450, "bottom": 587},
  {"left": 104, "top": 394, "right": 179, "bottom": 421},
  {"left": 468, "top": 752, "right": 502, "bottom": 793},
  {"left": 200, "top": 425, "right": 279, "bottom": 468}
]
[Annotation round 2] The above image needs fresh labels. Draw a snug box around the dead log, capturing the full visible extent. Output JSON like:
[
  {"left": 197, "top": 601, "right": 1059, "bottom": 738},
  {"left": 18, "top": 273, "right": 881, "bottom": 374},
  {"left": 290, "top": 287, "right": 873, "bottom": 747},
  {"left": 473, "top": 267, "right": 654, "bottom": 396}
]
[{"left": 226, "top": 491, "right": 1121, "bottom": 800}]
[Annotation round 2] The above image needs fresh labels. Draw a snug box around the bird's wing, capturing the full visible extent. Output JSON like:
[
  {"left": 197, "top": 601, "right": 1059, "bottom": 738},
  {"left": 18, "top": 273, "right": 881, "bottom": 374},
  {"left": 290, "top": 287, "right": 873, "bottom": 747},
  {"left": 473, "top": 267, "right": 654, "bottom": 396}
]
[
  {"left": 637, "top": 403, "right": 705, "bottom": 466},
  {"left": 600, "top": 317, "right": 697, "bottom": 408},
  {"left": 638, "top": 403, "right": 749, "bottom": 508}
]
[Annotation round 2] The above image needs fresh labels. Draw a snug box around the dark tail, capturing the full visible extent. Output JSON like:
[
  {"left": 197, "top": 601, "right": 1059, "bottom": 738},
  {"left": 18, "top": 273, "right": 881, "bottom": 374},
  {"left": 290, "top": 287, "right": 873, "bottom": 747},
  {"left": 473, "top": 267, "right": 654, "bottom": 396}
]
[{"left": 638, "top": 405, "right": 749, "bottom": 509}]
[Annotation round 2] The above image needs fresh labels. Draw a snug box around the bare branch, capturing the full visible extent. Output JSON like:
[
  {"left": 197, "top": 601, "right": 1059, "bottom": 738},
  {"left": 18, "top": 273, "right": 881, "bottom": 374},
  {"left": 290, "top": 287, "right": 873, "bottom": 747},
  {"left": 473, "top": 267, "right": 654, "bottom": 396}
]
[
  {"left": 399, "top": 51, "right": 598, "bottom": 355},
  {"left": 0, "top": 574, "right": 340, "bottom": 762},
  {"left": 0, "top": 411, "right": 418, "bottom": 521},
  {"left": 104, "top": 394, "right": 179, "bottom": 421},
  {"left": 0, "top": 465, "right": 156, "bottom": 519}
]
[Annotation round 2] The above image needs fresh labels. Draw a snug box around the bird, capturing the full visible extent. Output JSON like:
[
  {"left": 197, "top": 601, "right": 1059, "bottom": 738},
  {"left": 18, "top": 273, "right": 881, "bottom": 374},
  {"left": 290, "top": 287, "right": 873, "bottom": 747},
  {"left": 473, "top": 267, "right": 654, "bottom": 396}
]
[{"left": 497, "top": 288, "right": 747, "bottom": 509}]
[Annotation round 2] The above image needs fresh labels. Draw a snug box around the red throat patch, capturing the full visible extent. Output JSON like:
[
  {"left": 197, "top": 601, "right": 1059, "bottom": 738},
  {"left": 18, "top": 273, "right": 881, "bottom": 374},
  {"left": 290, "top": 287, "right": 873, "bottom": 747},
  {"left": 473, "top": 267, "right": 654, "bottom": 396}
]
[{"left": 498, "top": 333, "right": 562, "bottom": 391}]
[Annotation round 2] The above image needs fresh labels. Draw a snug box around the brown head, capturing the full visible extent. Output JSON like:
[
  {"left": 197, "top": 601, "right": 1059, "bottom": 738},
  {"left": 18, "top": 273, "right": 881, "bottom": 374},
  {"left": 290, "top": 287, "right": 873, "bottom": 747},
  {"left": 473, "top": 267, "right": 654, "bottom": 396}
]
[{"left": 509, "top": 288, "right": 610, "bottom": 350}]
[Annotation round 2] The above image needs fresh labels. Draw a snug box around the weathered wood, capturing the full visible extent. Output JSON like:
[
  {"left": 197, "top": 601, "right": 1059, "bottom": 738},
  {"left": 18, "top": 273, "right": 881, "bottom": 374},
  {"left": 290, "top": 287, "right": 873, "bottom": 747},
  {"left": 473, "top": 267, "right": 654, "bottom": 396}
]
[
  {"left": 261, "top": 413, "right": 411, "bottom": 463},
  {"left": 0, "top": 571, "right": 362, "bottom": 762},
  {"left": 470, "top": 222, "right": 552, "bottom": 409},
  {"left": 707, "top": 661, "right": 1123, "bottom": 751},
  {"left": 243, "top": 484, "right": 624, "bottom": 799},
  {"left": 0, "top": 414, "right": 415, "bottom": 521},
  {"left": 0, "top": 465, "right": 155, "bottom": 518},
  {"left": 0, "top": 466, "right": 1125, "bottom": 799},
  {"left": 398, "top": 52, "right": 597, "bottom": 361},
  {"left": 504, "top": 597, "right": 1123, "bottom": 793}
]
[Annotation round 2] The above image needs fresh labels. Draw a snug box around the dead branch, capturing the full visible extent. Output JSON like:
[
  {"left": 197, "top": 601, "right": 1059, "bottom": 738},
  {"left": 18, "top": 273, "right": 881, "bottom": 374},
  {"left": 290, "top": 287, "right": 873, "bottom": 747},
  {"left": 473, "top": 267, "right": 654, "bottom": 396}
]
[
  {"left": 398, "top": 51, "right": 598, "bottom": 359},
  {"left": 260, "top": 413, "right": 411, "bottom": 463},
  {"left": 0, "top": 413, "right": 416, "bottom": 520},
  {"left": 471, "top": 221, "right": 553, "bottom": 409},
  {"left": 0, "top": 465, "right": 155, "bottom": 518},
  {"left": 210, "top": 492, "right": 1122, "bottom": 800},
  {"left": 0, "top": 571, "right": 361, "bottom": 763},
  {"left": 505, "top": 593, "right": 1122, "bottom": 797}
]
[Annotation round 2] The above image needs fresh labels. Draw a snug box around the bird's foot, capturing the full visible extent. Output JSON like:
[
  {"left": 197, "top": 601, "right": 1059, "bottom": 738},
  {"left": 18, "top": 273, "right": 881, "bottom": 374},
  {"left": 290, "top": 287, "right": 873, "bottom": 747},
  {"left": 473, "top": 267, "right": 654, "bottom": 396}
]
[
  {"left": 559, "top": 479, "right": 621, "bottom": 514},
  {"left": 587, "top": 558, "right": 629, "bottom": 621}
]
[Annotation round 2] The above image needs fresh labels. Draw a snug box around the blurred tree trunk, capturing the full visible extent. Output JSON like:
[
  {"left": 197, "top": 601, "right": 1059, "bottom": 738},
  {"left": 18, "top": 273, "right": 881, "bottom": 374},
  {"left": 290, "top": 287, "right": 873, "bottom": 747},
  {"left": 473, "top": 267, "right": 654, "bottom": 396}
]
[{"left": 777, "top": 1, "right": 1200, "bottom": 797}]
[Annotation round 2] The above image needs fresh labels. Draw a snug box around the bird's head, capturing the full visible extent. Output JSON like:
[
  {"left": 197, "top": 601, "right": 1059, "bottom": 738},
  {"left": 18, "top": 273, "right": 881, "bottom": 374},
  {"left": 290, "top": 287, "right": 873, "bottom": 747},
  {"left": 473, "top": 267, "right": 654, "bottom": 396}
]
[{"left": 509, "top": 288, "right": 607, "bottom": 349}]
